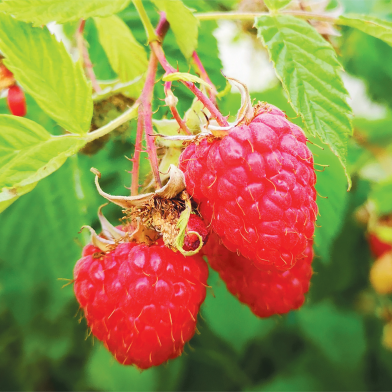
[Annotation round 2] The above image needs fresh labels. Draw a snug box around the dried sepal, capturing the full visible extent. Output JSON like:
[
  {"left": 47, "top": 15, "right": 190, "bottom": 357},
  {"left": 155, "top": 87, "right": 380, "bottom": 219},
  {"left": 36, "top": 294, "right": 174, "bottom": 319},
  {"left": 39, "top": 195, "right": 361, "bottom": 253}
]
[
  {"left": 91, "top": 165, "right": 185, "bottom": 208},
  {"left": 81, "top": 225, "right": 115, "bottom": 252},
  {"left": 98, "top": 203, "right": 125, "bottom": 240}
]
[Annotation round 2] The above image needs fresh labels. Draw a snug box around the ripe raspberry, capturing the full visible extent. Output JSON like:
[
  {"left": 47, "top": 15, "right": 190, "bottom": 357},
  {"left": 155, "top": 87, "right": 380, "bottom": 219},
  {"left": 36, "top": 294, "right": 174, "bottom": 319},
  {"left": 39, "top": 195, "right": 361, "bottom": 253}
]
[
  {"left": 183, "top": 214, "right": 210, "bottom": 252},
  {"left": 370, "top": 251, "right": 392, "bottom": 295},
  {"left": 74, "top": 239, "right": 208, "bottom": 369},
  {"left": 203, "top": 232, "right": 313, "bottom": 318},
  {"left": 7, "top": 85, "right": 26, "bottom": 116},
  {"left": 368, "top": 233, "right": 392, "bottom": 258},
  {"left": 179, "top": 104, "right": 317, "bottom": 270}
]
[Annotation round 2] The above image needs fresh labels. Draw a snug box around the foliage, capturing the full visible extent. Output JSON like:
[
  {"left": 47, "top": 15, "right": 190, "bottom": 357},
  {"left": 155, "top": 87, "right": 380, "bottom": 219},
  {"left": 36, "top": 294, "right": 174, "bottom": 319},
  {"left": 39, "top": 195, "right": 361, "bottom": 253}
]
[{"left": 1, "top": 0, "right": 392, "bottom": 391}]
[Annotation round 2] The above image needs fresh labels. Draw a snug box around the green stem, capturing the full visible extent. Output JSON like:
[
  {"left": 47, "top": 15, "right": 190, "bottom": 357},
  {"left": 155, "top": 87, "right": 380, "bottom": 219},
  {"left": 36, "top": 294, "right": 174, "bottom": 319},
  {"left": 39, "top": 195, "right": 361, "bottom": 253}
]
[
  {"left": 195, "top": 10, "right": 337, "bottom": 23},
  {"left": 85, "top": 102, "right": 139, "bottom": 143},
  {"left": 132, "top": 0, "right": 159, "bottom": 42}
]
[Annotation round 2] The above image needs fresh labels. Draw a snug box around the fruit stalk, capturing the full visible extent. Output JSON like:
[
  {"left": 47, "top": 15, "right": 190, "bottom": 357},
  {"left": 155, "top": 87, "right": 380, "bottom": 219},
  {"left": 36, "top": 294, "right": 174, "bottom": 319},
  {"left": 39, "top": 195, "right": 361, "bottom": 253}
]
[
  {"left": 164, "top": 81, "right": 191, "bottom": 135},
  {"left": 150, "top": 41, "right": 229, "bottom": 127},
  {"left": 76, "top": 19, "right": 101, "bottom": 93},
  {"left": 192, "top": 51, "right": 218, "bottom": 106}
]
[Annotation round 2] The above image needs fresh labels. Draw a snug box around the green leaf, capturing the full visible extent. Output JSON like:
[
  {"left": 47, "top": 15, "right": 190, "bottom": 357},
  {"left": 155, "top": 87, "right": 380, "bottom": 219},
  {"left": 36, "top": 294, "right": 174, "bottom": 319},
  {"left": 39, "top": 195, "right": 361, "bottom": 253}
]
[
  {"left": 0, "top": 115, "right": 86, "bottom": 210},
  {"left": 203, "top": 269, "right": 275, "bottom": 354},
  {"left": 151, "top": 0, "right": 199, "bottom": 59},
  {"left": 94, "top": 15, "right": 148, "bottom": 97},
  {"left": 264, "top": 0, "right": 292, "bottom": 11},
  {"left": 338, "top": 14, "right": 392, "bottom": 47},
  {"left": 163, "top": 72, "right": 211, "bottom": 88},
  {"left": 311, "top": 138, "right": 349, "bottom": 262},
  {"left": 297, "top": 301, "right": 366, "bottom": 369},
  {"left": 86, "top": 346, "right": 158, "bottom": 391},
  {"left": 370, "top": 175, "right": 392, "bottom": 215},
  {"left": 0, "top": 0, "right": 131, "bottom": 25},
  {"left": 255, "top": 15, "right": 353, "bottom": 188},
  {"left": 0, "top": 14, "right": 93, "bottom": 134},
  {"left": 0, "top": 158, "right": 88, "bottom": 325}
]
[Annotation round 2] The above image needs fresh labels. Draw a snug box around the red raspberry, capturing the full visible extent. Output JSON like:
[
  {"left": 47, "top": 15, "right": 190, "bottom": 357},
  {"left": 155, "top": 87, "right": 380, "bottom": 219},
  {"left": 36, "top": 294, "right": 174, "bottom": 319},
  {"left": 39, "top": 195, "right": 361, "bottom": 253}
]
[
  {"left": 74, "top": 239, "right": 208, "bottom": 369},
  {"left": 203, "top": 232, "right": 313, "bottom": 318},
  {"left": 7, "top": 85, "right": 26, "bottom": 116},
  {"left": 368, "top": 233, "right": 392, "bottom": 258},
  {"left": 183, "top": 214, "right": 210, "bottom": 252},
  {"left": 179, "top": 105, "right": 317, "bottom": 270}
]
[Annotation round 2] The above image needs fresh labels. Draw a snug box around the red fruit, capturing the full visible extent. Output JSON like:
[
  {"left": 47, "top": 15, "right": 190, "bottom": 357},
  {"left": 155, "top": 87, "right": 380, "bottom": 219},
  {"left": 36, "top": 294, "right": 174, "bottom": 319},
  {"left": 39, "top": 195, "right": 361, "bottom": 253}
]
[
  {"left": 7, "top": 85, "right": 26, "bottom": 116},
  {"left": 74, "top": 239, "right": 208, "bottom": 369},
  {"left": 183, "top": 214, "right": 210, "bottom": 251},
  {"left": 368, "top": 233, "right": 392, "bottom": 258},
  {"left": 179, "top": 104, "right": 317, "bottom": 270},
  {"left": 203, "top": 232, "right": 313, "bottom": 318}
]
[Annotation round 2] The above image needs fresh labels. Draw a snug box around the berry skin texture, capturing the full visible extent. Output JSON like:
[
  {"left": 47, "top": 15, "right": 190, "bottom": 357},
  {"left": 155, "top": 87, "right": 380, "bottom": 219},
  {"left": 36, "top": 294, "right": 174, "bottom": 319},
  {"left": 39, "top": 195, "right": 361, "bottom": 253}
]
[
  {"left": 179, "top": 105, "right": 317, "bottom": 271},
  {"left": 368, "top": 233, "right": 392, "bottom": 259},
  {"left": 7, "top": 85, "right": 26, "bottom": 116},
  {"left": 370, "top": 251, "right": 392, "bottom": 295},
  {"left": 183, "top": 214, "right": 210, "bottom": 252},
  {"left": 74, "top": 239, "right": 208, "bottom": 369},
  {"left": 202, "top": 232, "right": 313, "bottom": 318}
]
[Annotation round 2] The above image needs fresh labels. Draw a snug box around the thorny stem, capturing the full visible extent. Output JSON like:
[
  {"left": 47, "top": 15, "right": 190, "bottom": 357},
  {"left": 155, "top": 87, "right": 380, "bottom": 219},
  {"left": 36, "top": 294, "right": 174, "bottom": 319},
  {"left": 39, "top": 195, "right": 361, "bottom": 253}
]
[
  {"left": 76, "top": 19, "right": 101, "bottom": 93},
  {"left": 150, "top": 41, "right": 229, "bottom": 127},
  {"left": 164, "top": 81, "right": 192, "bottom": 135},
  {"left": 194, "top": 10, "right": 337, "bottom": 23},
  {"left": 140, "top": 52, "right": 162, "bottom": 190},
  {"left": 192, "top": 51, "right": 218, "bottom": 106},
  {"left": 131, "top": 13, "right": 170, "bottom": 194},
  {"left": 85, "top": 102, "right": 139, "bottom": 143}
]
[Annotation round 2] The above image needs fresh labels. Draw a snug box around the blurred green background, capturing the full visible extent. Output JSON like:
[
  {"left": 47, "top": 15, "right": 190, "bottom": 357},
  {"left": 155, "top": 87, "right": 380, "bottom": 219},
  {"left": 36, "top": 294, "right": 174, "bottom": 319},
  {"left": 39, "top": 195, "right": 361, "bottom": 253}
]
[{"left": 1, "top": 0, "right": 392, "bottom": 390}]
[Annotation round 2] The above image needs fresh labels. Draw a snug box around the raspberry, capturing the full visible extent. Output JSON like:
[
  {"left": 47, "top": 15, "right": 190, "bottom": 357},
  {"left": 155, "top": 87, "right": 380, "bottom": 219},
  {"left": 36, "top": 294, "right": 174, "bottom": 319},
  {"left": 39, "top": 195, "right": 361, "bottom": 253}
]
[
  {"left": 368, "top": 233, "right": 392, "bottom": 258},
  {"left": 183, "top": 214, "right": 210, "bottom": 252},
  {"left": 74, "top": 239, "right": 208, "bottom": 369},
  {"left": 370, "top": 251, "right": 392, "bottom": 295},
  {"left": 180, "top": 104, "right": 317, "bottom": 270},
  {"left": 7, "top": 85, "right": 26, "bottom": 116},
  {"left": 203, "top": 232, "right": 313, "bottom": 318}
]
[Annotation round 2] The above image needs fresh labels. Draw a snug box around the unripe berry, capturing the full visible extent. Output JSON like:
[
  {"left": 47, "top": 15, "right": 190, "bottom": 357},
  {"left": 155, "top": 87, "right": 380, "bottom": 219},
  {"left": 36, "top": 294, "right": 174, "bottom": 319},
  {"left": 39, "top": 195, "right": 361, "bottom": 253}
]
[{"left": 370, "top": 251, "right": 392, "bottom": 295}]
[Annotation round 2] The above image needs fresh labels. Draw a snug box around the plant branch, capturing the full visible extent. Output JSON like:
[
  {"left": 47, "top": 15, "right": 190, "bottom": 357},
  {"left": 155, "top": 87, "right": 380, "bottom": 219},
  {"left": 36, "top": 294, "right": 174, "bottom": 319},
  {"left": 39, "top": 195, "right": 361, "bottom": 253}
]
[
  {"left": 76, "top": 19, "right": 101, "bottom": 93},
  {"left": 85, "top": 102, "right": 139, "bottom": 143},
  {"left": 130, "top": 13, "right": 170, "bottom": 194},
  {"left": 192, "top": 51, "right": 218, "bottom": 106},
  {"left": 139, "top": 52, "right": 162, "bottom": 190},
  {"left": 194, "top": 10, "right": 337, "bottom": 23},
  {"left": 150, "top": 41, "right": 229, "bottom": 127},
  {"left": 132, "top": 0, "right": 159, "bottom": 42}
]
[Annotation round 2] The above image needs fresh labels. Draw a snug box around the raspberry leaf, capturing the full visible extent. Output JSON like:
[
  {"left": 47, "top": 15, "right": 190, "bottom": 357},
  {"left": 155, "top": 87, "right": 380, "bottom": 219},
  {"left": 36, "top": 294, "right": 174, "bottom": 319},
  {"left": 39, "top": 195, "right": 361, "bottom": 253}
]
[
  {"left": 0, "top": 115, "right": 86, "bottom": 211},
  {"left": 94, "top": 15, "right": 148, "bottom": 98},
  {"left": 163, "top": 72, "right": 211, "bottom": 89},
  {"left": 0, "top": 14, "right": 93, "bottom": 134},
  {"left": 0, "top": 0, "right": 130, "bottom": 26},
  {"left": 264, "top": 0, "right": 292, "bottom": 11},
  {"left": 151, "top": 0, "right": 199, "bottom": 59},
  {"left": 337, "top": 14, "right": 392, "bottom": 46},
  {"left": 255, "top": 15, "right": 353, "bottom": 188}
]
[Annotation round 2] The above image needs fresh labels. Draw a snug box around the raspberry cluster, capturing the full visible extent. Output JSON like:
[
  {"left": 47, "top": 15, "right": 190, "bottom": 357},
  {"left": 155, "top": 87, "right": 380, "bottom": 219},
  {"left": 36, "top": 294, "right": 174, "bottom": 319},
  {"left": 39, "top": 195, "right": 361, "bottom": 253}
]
[
  {"left": 73, "top": 102, "right": 317, "bottom": 370},
  {"left": 74, "top": 239, "right": 208, "bottom": 369}
]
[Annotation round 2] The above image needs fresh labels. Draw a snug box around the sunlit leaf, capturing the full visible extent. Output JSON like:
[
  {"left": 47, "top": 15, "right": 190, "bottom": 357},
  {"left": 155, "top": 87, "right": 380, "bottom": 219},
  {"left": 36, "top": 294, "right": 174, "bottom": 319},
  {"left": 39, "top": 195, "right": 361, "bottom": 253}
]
[{"left": 255, "top": 15, "right": 353, "bottom": 188}]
